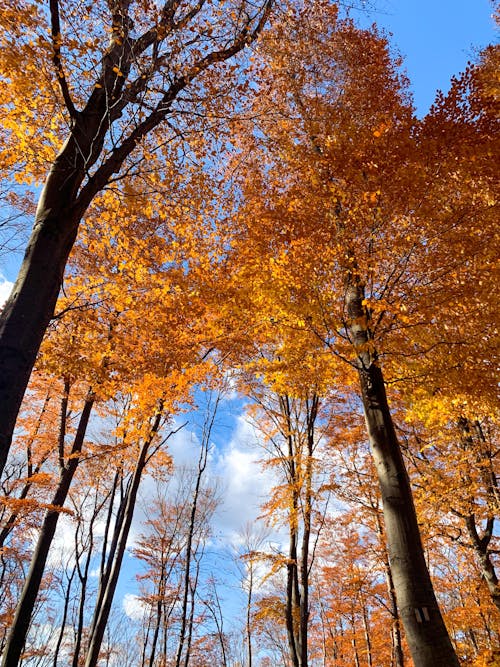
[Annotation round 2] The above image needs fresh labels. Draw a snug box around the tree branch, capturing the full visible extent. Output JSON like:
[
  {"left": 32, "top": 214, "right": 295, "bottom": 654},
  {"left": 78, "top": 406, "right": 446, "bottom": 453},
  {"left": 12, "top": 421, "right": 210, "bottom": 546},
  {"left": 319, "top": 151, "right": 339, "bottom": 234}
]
[{"left": 50, "top": 0, "right": 78, "bottom": 120}]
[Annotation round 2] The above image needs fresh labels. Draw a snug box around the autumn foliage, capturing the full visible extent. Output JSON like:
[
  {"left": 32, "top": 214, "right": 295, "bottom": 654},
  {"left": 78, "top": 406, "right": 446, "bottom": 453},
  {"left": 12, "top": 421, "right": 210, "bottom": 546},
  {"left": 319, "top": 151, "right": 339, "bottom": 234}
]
[{"left": 0, "top": 1, "right": 498, "bottom": 666}]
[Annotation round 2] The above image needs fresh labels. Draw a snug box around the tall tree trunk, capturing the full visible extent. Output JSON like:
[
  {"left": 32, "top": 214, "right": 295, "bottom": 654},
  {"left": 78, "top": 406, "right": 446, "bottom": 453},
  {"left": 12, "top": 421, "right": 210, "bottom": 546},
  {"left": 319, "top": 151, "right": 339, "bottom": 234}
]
[
  {"left": 351, "top": 613, "right": 361, "bottom": 667},
  {"left": 147, "top": 568, "right": 166, "bottom": 667},
  {"left": 1, "top": 394, "right": 94, "bottom": 667},
  {"left": 361, "top": 601, "right": 373, "bottom": 667},
  {"left": 345, "top": 274, "right": 459, "bottom": 667},
  {"left": 298, "top": 395, "right": 317, "bottom": 667},
  {"left": 246, "top": 561, "right": 254, "bottom": 667},
  {"left": 83, "top": 405, "right": 181, "bottom": 667},
  {"left": 279, "top": 393, "right": 317, "bottom": 667},
  {"left": 52, "top": 562, "right": 77, "bottom": 667},
  {"left": 374, "top": 509, "right": 405, "bottom": 667},
  {"left": 0, "top": 141, "right": 86, "bottom": 476},
  {"left": 52, "top": 565, "right": 76, "bottom": 667},
  {"left": 284, "top": 414, "right": 300, "bottom": 667},
  {"left": 174, "top": 400, "right": 215, "bottom": 667},
  {"left": 83, "top": 417, "right": 160, "bottom": 667},
  {"left": 72, "top": 496, "right": 100, "bottom": 667}
]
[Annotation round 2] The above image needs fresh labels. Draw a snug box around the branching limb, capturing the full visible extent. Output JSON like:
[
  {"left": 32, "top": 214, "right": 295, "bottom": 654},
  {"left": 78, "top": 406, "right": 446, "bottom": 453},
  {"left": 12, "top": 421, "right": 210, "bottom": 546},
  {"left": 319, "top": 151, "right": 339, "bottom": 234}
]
[{"left": 50, "top": 0, "right": 78, "bottom": 120}]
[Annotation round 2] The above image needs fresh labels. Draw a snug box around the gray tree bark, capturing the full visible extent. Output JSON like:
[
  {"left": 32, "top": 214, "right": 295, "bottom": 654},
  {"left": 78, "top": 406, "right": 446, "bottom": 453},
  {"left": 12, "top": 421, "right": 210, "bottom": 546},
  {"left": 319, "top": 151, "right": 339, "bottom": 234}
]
[{"left": 345, "top": 273, "right": 459, "bottom": 667}]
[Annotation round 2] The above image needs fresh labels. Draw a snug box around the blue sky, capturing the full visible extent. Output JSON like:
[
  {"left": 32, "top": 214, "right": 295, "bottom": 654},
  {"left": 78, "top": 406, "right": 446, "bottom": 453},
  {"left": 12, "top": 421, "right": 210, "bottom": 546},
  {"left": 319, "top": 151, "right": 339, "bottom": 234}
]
[{"left": 358, "top": 0, "right": 498, "bottom": 116}]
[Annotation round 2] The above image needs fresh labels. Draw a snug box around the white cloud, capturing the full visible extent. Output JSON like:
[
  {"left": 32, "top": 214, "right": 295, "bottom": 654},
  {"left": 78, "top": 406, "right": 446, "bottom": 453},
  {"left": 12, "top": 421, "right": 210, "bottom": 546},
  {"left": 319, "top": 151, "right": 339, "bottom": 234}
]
[
  {"left": 213, "top": 415, "right": 278, "bottom": 542},
  {"left": 0, "top": 277, "right": 13, "bottom": 308},
  {"left": 123, "top": 592, "right": 147, "bottom": 621},
  {"left": 127, "top": 412, "right": 282, "bottom": 564}
]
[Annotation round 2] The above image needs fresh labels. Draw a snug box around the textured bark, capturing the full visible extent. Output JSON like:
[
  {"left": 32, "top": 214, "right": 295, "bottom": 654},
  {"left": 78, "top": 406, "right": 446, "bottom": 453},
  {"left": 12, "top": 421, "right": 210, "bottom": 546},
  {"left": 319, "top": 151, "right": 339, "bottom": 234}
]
[
  {"left": 345, "top": 274, "right": 459, "bottom": 667},
  {"left": 1, "top": 395, "right": 94, "bottom": 667}
]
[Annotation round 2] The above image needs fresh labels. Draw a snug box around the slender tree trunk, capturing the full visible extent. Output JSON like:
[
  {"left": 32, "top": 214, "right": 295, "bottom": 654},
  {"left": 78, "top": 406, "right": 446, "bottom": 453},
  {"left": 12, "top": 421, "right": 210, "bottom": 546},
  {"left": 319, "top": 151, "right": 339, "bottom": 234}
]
[
  {"left": 279, "top": 395, "right": 301, "bottom": 667},
  {"left": 345, "top": 275, "right": 459, "bottom": 667},
  {"left": 351, "top": 614, "right": 361, "bottom": 667},
  {"left": 314, "top": 580, "right": 331, "bottom": 667},
  {"left": 83, "top": 430, "right": 155, "bottom": 667},
  {"left": 174, "top": 394, "right": 218, "bottom": 667},
  {"left": 458, "top": 417, "right": 500, "bottom": 612},
  {"left": 361, "top": 601, "right": 373, "bottom": 667},
  {"left": 279, "top": 393, "right": 317, "bottom": 667},
  {"left": 285, "top": 460, "right": 300, "bottom": 666},
  {"left": 84, "top": 405, "right": 180, "bottom": 667},
  {"left": 72, "top": 509, "right": 97, "bottom": 667},
  {"left": 182, "top": 580, "right": 197, "bottom": 667},
  {"left": 147, "top": 569, "right": 165, "bottom": 667},
  {"left": 246, "top": 563, "right": 254, "bottom": 667},
  {"left": 464, "top": 514, "right": 500, "bottom": 612},
  {"left": 1, "top": 395, "right": 94, "bottom": 667},
  {"left": 203, "top": 575, "right": 227, "bottom": 667},
  {"left": 141, "top": 611, "right": 153, "bottom": 667},
  {"left": 174, "top": 439, "right": 209, "bottom": 667},
  {"left": 298, "top": 395, "right": 317, "bottom": 667},
  {"left": 53, "top": 563, "right": 77, "bottom": 667}
]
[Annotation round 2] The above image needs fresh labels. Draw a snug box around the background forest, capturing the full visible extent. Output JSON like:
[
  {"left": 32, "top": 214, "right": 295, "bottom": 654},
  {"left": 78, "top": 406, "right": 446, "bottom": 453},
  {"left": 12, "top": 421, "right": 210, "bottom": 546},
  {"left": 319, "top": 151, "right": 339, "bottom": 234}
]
[{"left": 0, "top": 1, "right": 498, "bottom": 666}]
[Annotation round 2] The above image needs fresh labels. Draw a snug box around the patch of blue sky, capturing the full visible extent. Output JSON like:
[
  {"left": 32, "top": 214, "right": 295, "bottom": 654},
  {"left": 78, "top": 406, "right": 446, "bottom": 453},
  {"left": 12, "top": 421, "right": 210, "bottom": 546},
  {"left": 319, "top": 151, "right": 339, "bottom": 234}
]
[{"left": 353, "top": 0, "right": 498, "bottom": 116}]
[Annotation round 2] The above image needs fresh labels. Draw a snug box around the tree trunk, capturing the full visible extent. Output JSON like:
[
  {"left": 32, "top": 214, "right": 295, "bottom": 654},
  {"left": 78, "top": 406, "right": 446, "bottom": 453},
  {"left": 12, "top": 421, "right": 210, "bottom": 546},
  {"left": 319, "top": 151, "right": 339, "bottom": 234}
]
[
  {"left": 361, "top": 601, "right": 373, "bottom": 667},
  {"left": 0, "top": 131, "right": 92, "bottom": 477},
  {"left": 298, "top": 396, "right": 317, "bottom": 667},
  {"left": 1, "top": 395, "right": 94, "bottom": 667},
  {"left": 52, "top": 563, "right": 77, "bottom": 667},
  {"left": 72, "top": 500, "right": 99, "bottom": 667},
  {"left": 284, "top": 424, "right": 300, "bottom": 667},
  {"left": 465, "top": 514, "right": 500, "bottom": 612},
  {"left": 174, "top": 433, "right": 210, "bottom": 667},
  {"left": 83, "top": 434, "right": 153, "bottom": 667},
  {"left": 345, "top": 275, "right": 459, "bottom": 667},
  {"left": 147, "top": 568, "right": 165, "bottom": 667},
  {"left": 459, "top": 417, "right": 500, "bottom": 612},
  {"left": 374, "top": 509, "right": 405, "bottom": 667},
  {"left": 246, "top": 563, "right": 254, "bottom": 667}
]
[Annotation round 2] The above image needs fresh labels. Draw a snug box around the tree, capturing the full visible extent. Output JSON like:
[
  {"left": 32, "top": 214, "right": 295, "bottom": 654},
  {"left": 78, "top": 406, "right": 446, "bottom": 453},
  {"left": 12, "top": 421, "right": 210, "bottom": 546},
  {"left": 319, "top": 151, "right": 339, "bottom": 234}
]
[
  {"left": 234, "top": 523, "right": 271, "bottom": 667},
  {"left": 223, "top": 4, "right": 477, "bottom": 663},
  {"left": 1, "top": 380, "right": 94, "bottom": 667},
  {"left": 0, "top": 0, "right": 274, "bottom": 476}
]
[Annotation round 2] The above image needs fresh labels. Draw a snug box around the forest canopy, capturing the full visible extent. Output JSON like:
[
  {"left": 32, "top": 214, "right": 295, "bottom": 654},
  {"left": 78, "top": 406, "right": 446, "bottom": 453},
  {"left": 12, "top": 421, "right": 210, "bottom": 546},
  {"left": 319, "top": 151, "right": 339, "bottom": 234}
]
[{"left": 0, "top": 1, "right": 498, "bottom": 666}]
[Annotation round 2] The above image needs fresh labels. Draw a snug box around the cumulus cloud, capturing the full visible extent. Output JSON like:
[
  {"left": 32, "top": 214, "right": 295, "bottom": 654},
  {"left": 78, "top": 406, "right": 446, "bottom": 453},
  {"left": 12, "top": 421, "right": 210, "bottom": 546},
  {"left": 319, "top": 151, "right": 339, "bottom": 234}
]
[
  {"left": 123, "top": 593, "right": 147, "bottom": 621},
  {"left": 127, "top": 410, "right": 282, "bottom": 557},
  {"left": 213, "top": 415, "right": 278, "bottom": 543},
  {"left": 0, "top": 277, "right": 13, "bottom": 308}
]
